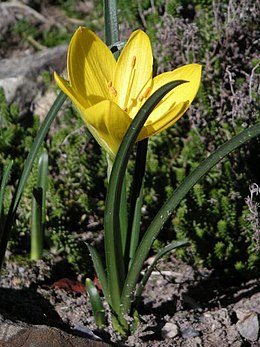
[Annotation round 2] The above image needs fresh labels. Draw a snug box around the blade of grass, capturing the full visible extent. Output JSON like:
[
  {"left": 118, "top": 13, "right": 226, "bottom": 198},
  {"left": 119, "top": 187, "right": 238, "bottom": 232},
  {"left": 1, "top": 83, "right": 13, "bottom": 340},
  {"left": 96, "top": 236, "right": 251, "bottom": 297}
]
[
  {"left": 0, "top": 91, "right": 66, "bottom": 268},
  {"left": 121, "top": 120, "right": 260, "bottom": 317},
  {"left": 104, "top": 81, "right": 187, "bottom": 318}
]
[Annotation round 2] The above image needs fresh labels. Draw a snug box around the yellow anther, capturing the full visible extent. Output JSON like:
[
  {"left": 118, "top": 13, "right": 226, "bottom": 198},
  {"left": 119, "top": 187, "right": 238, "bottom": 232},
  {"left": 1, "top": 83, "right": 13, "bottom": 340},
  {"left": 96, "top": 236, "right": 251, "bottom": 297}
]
[
  {"left": 107, "top": 81, "right": 117, "bottom": 97},
  {"left": 131, "top": 56, "right": 136, "bottom": 69},
  {"left": 110, "top": 86, "right": 117, "bottom": 97},
  {"left": 143, "top": 87, "right": 151, "bottom": 98},
  {"left": 123, "top": 57, "right": 136, "bottom": 110},
  {"left": 138, "top": 87, "right": 151, "bottom": 102}
]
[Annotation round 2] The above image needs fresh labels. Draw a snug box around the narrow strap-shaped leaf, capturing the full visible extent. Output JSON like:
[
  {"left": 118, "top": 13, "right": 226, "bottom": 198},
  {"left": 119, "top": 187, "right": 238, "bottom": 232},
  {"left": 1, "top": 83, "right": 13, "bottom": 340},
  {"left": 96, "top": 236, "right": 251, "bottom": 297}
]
[
  {"left": 37, "top": 148, "right": 48, "bottom": 223},
  {"left": 30, "top": 149, "right": 49, "bottom": 260},
  {"left": 128, "top": 193, "right": 143, "bottom": 269},
  {"left": 104, "top": 81, "right": 186, "bottom": 315},
  {"left": 127, "top": 139, "right": 148, "bottom": 267},
  {"left": 87, "top": 244, "right": 110, "bottom": 305},
  {"left": 135, "top": 240, "right": 188, "bottom": 302},
  {"left": 0, "top": 91, "right": 66, "bottom": 268},
  {"left": 128, "top": 139, "right": 148, "bottom": 236},
  {"left": 13, "top": 93, "right": 65, "bottom": 214},
  {"left": 85, "top": 278, "right": 106, "bottom": 327},
  {"left": 120, "top": 177, "right": 128, "bottom": 258},
  {"left": 31, "top": 187, "right": 43, "bottom": 260},
  {"left": 121, "top": 120, "right": 260, "bottom": 317}
]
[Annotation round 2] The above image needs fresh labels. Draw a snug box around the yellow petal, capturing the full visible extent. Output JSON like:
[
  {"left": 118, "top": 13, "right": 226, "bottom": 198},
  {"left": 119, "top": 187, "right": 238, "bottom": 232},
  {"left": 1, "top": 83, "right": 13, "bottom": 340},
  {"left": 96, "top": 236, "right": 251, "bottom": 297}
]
[
  {"left": 138, "top": 101, "right": 189, "bottom": 140},
  {"left": 68, "top": 27, "right": 116, "bottom": 104},
  {"left": 54, "top": 72, "right": 91, "bottom": 108},
  {"left": 78, "top": 100, "right": 133, "bottom": 156},
  {"left": 146, "top": 64, "right": 202, "bottom": 125},
  {"left": 113, "top": 30, "right": 153, "bottom": 115}
]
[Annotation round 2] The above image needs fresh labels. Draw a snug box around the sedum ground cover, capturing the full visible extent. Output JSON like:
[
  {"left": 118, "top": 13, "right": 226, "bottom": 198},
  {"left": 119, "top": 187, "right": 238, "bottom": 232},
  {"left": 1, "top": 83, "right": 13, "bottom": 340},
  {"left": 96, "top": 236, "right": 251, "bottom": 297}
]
[{"left": 0, "top": 0, "right": 259, "bottom": 277}]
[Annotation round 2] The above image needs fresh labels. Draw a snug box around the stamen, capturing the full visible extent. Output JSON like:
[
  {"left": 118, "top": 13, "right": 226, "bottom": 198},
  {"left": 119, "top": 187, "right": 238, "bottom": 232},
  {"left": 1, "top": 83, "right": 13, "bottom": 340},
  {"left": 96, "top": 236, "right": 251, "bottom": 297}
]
[
  {"left": 110, "top": 86, "right": 117, "bottom": 97},
  {"left": 107, "top": 81, "right": 117, "bottom": 97},
  {"left": 79, "top": 26, "right": 83, "bottom": 33},
  {"left": 131, "top": 56, "right": 136, "bottom": 69},
  {"left": 123, "top": 56, "right": 137, "bottom": 110},
  {"left": 138, "top": 87, "right": 151, "bottom": 102}
]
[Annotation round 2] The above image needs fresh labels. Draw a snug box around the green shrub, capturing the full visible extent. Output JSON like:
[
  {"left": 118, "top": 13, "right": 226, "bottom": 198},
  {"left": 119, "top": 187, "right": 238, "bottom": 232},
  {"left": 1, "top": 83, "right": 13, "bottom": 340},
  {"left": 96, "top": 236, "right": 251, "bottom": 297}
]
[{"left": 131, "top": 0, "right": 260, "bottom": 276}]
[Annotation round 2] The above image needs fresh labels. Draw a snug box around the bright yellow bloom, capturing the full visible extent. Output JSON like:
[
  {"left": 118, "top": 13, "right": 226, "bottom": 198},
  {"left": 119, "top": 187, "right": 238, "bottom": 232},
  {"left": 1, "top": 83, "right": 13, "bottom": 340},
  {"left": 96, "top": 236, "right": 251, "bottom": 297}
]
[{"left": 54, "top": 27, "right": 202, "bottom": 156}]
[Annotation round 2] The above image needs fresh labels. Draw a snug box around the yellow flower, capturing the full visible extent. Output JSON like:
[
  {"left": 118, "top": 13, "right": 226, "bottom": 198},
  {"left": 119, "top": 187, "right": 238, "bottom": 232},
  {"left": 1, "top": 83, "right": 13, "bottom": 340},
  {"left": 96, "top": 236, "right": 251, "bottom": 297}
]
[{"left": 54, "top": 27, "right": 202, "bottom": 157}]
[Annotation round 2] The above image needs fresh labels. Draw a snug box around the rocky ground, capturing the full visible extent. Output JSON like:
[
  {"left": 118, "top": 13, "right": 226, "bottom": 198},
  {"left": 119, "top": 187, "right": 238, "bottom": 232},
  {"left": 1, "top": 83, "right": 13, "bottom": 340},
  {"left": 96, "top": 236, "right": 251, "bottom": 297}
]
[
  {"left": 0, "top": 1, "right": 259, "bottom": 346},
  {"left": 0, "top": 254, "right": 259, "bottom": 346}
]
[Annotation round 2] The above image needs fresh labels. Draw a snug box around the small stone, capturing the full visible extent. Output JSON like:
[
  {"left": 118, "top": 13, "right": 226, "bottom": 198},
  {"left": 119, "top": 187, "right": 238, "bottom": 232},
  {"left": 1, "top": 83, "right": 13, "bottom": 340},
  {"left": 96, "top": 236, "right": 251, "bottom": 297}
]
[
  {"left": 235, "top": 309, "right": 259, "bottom": 342},
  {"left": 181, "top": 327, "right": 201, "bottom": 339},
  {"left": 161, "top": 322, "right": 179, "bottom": 339}
]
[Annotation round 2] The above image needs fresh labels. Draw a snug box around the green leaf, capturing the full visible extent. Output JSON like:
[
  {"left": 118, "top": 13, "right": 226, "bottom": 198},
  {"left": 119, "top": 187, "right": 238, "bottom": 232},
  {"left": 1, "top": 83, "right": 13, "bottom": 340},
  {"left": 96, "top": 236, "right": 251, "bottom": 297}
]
[
  {"left": 0, "top": 91, "right": 66, "bottom": 268},
  {"left": 135, "top": 240, "right": 188, "bottom": 302},
  {"left": 87, "top": 244, "right": 110, "bottom": 305},
  {"left": 37, "top": 148, "right": 48, "bottom": 221},
  {"left": 128, "top": 194, "right": 143, "bottom": 268},
  {"left": 128, "top": 139, "right": 148, "bottom": 268},
  {"left": 30, "top": 149, "right": 49, "bottom": 260},
  {"left": 31, "top": 187, "right": 43, "bottom": 260},
  {"left": 121, "top": 120, "right": 260, "bottom": 317},
  {"left": 85, "top": 278, "right": 106, "bottom": 327},
  {"left": 104, "top": 80, "right": 187, "bottom": 317}
]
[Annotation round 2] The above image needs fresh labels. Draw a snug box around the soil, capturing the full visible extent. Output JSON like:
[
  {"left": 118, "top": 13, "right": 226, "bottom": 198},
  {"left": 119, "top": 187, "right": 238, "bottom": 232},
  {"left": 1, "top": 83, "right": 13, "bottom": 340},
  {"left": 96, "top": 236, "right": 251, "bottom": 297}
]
[
  {"left": 0, "top": 1, "right": 259, "bottom": 346},
  {"left": 0, "top": 254, "right": 260, "bottom": 346}
]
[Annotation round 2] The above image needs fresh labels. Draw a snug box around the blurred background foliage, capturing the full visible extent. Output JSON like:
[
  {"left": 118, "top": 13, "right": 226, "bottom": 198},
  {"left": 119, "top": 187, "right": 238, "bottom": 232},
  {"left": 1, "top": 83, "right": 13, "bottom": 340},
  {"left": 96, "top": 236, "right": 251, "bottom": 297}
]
[{"left": 0, "top": 0, "right": 259, "bottom": 276}]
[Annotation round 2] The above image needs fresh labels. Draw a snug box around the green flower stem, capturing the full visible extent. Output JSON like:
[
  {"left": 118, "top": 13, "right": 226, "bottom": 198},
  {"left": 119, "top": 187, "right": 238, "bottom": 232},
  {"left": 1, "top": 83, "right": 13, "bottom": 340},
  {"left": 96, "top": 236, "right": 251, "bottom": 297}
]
[
  {"left": 104, "top": 81, "right": 186, "bottom": 326},
  {"left": 120, "top": 121, "right": 260, "bottom": 317},
  {"left": 0, "top": 91, "right": 66, "bottom": 269},
  {"left": 103, "top": 0, "right": 119, "bottom": 46},
  {"left": 127, "top": 139, "right": 148, "bottom": 267}
]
